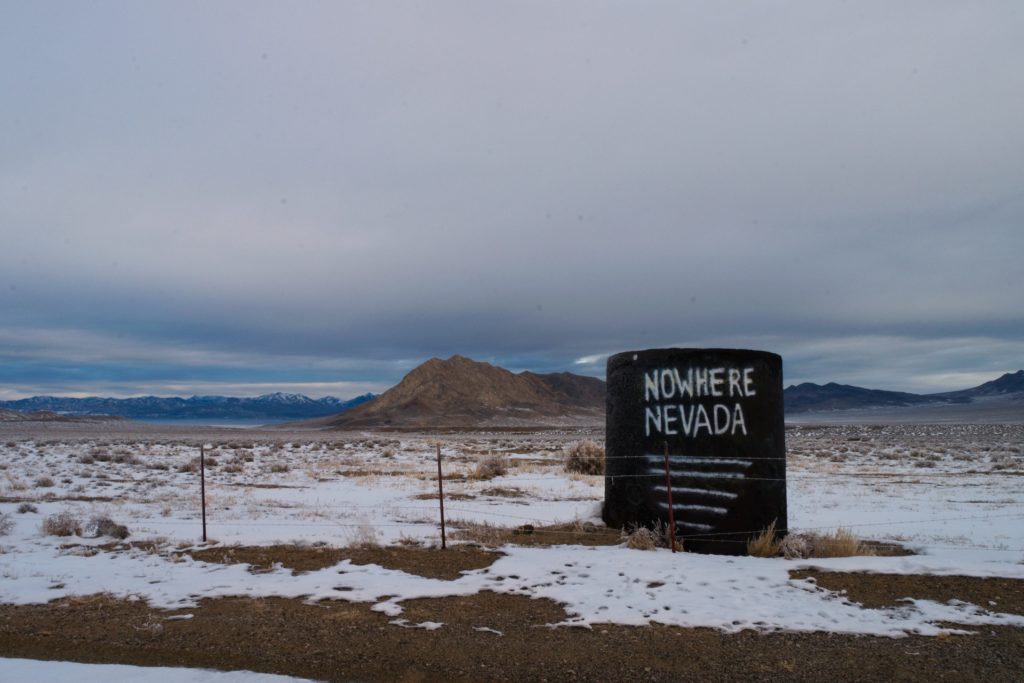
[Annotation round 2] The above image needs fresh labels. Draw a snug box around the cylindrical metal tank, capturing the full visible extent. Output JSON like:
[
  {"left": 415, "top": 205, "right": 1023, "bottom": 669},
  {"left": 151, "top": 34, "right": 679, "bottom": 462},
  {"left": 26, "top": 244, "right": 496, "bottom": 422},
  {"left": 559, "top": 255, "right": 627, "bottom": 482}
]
[{"left": 603, "top": 348, "right": 786, "bottom": 555}]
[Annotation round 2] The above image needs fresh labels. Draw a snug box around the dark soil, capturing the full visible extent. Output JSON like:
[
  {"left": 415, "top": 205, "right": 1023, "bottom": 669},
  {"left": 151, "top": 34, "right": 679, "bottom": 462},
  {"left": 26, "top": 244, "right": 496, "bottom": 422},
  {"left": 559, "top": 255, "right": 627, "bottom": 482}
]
[
  {"left": 790, "top": 570, "right": 1024, "bottom": 614},
  {"left": 413, "top": 492, "right": 477, "bottom": 501},
  {"left": 184, "top": 544, "right": 500, "bottom": 580},
  {"left": 2, "top": 591, "right": 1022, "bottom": 682},
  {"left": 2, "top": 551, "right": 1023, "bottom": 681}
]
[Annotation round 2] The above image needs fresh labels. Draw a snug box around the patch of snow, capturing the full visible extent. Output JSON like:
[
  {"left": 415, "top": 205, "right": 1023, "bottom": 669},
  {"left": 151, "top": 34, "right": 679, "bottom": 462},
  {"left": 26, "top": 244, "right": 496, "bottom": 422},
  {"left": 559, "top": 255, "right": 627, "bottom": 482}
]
[{"left": 0, "top": 658, "right": 318, "bottom": 682}]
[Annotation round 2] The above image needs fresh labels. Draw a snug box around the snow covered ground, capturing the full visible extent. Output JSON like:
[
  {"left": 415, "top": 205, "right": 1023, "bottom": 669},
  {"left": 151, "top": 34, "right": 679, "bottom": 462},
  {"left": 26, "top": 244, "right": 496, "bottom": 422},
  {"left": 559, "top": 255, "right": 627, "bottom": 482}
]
[
  {"left": 0, "top": 658, "right": 316, "bottom": 683},
  {"left": 1, "top": 425, "right": 1023, "bottom": 638}
]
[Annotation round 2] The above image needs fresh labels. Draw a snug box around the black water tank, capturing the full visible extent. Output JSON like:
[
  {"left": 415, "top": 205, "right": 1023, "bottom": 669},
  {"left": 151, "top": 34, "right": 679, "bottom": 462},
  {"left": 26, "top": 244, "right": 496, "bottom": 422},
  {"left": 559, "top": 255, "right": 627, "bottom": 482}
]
[{"left": 603, "top": 348, "right": 786, "bottom": 554}]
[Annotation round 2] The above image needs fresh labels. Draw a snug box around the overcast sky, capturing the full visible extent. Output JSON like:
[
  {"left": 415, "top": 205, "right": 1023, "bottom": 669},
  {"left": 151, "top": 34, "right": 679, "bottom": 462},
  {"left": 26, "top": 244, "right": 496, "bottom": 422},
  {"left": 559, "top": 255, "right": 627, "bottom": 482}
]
[{"left": 1, "top": 1, "right": 1022, "bottom": 399}]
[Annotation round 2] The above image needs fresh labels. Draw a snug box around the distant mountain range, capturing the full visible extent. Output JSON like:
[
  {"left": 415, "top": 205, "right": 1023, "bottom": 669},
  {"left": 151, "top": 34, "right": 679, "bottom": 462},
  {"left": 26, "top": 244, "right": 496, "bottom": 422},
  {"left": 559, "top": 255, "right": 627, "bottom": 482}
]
[
  {"left": 783, "top": 370, "right": 1024, "bottom": 413},
  {"left": 3, "top": 365, "right": 1020, "bottom": 425},
  {"left": 0, "top": 392, "right": 376, "bottom": 421},
  {"left": 0, "top": 408, "right": 125, "bottom": 423},
  {"left": 306, "top": 355, "right": 606, "bottom": 428}
]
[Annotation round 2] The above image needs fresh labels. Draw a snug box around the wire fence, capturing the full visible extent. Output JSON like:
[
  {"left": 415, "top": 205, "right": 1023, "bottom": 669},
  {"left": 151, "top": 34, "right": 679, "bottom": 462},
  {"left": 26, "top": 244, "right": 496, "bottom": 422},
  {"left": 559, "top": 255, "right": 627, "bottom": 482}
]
[{"left": 12, "top": 442, "right": 1022, "bottom": 556}]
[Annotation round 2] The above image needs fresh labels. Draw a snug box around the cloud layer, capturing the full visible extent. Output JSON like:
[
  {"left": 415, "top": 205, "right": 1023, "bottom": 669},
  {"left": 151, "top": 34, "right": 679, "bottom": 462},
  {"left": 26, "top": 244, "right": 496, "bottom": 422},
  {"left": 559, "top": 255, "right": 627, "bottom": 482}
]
[{"left": 1, "top": 2, "right": 1021, "bottom": 397}]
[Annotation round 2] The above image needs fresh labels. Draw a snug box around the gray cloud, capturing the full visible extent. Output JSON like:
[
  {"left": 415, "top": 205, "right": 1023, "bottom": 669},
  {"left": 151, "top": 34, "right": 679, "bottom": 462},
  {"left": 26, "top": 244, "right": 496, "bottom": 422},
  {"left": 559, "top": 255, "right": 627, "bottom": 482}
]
[{"left": 1, "top": 2, "right": 1021, "bottom": 396}]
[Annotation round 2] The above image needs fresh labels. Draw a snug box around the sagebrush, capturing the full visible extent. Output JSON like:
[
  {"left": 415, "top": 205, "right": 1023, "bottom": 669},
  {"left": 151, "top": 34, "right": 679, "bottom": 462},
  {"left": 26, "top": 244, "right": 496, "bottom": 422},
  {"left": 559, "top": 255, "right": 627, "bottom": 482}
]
[
  {"left": 621, "top": 521, "right": 675, "bottom": 551},
  {"left": 42, "top": 511, "right": 82, "bottom": 537},
  {"left": 86, "top": 515, "right": 130, "bottom": 539},
  {"left": 563, "top": 440, "right": 605, "bottom": 475},
  {"left": 471, "top": 454, "right": 508, "bottom": 480}
]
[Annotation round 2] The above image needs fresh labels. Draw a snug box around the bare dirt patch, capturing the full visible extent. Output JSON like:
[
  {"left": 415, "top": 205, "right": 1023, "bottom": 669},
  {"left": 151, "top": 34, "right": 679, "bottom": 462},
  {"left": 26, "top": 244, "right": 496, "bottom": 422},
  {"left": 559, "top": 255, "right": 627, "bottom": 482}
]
[
  {"left": 451, "top": 522, "right": 621, "bottom": 548},
  {"left": 0, "top": 495, "right": 116, "bottom": 504},
  {"left": 183, "top": 544, "right": 501, "bottom": 580},
  {"left": 1, "top": 594, "right": 1023, "bottom": 682},
  {"left": 414, "top": 492, "right": 476, "bottom": 501},
  {"left": 790, "top": 570, "right": 1024, "bottom": 615},
  {"left": 479, "top": 487, "right": 526, "bottom": 498}
]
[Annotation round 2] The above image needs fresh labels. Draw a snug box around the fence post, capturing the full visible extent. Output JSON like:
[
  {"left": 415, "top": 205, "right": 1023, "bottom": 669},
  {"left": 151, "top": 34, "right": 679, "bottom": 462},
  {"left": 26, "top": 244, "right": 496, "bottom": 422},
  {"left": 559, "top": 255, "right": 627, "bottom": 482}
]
[
  {"left": 200, "top": 444, "right": 208, "bottom": 543},
  {"left": 663, "top": 442, "right": 676, "bottom": 553},
  {"left": 436, "top": 441, "right": 447, "bottom": 549}
]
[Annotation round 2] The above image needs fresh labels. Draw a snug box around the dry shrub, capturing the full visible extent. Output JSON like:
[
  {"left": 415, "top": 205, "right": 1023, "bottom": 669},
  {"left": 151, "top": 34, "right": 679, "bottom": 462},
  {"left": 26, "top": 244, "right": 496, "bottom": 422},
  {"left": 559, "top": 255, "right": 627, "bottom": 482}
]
[
  {"left": 747, "top": 519, "right": 782, "bottom": 557},
  {"left": 86, "top": 515, "right": 129, "bottom": 539},
  {"left": 17, "top": 502, "right": 38, "bottom": 514},
  {"left": 991, "top": 455, "right": 1017, "bottom": 471},
  {"left": 34, "top": 475, "right": 54, "bottom": 488},
  {"left": 42, "top": 511, "right": 82, "bottom": 537},
  {"left": 0, "top": 513, "right": 13, "bottom": 536},
  {"left": 563, "top": 440, "right": 605, "bottom": 475},
  {"left": 345, "top": 523, "right": 380, "bottom": 549},
  {"left": 471, "top": 454, "right": 508, "bottom": 480},
  {"left": 451, "top": 521, "right": 511, "bottom": 547},
  {"left": 177, "top": 458, "right": 199, "bottom": 473},
  {"left": 621, "top": 521, "right": 674, "bottom": 551},
  {"left": 779, "top": 528, "right": 873, "bottom": 559},
  {"left": 4, "top": 473, "right": 27, "bottom": 491},
  {"left": 623, "top": 526, "right": 660, "bottom": 550},
  {"left": 779, "top": 533, "right": 812, "bottom": 559},
  {"left": 396, "top": 533, "right": 424, "bottom": 547},
  {"left": 270, "top": 462, "right": 289, "bottom": 473},
  {"left": 77, "top": 453, "right": 95, "bottom": 464}
]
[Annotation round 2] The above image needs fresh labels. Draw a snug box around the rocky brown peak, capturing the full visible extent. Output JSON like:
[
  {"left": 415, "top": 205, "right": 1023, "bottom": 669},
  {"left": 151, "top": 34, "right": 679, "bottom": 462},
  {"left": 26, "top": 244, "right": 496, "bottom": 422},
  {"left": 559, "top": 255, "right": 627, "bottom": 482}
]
[{"left": 320, "top": 356, "right": 604, "bottom": 428}]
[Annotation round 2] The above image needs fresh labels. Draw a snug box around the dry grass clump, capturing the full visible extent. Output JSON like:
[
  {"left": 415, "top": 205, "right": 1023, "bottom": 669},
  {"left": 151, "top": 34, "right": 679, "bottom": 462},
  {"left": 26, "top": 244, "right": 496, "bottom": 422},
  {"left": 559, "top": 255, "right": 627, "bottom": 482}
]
[
  {"left": 89, "top": 447, "right": 111, "bottom": 462},
  {"left": 990, "top": 455, "right": 1019, "bottom": 471},
  {"left": 563, "top": 440, "right": 605, "bottom": 475},
  {"left": 34, "top": 475, "right": 54, "bottom": 488},
  {"left": 0, "top": 513, "right": 13, "bottom": 536},
  {"left": 344, "top": 524, "right": 380, "bottom": 549},
  {"left": 747, "top": 520, "right": 782, "bottom": 557},
  {"left": 623, "top": 526, "right": 660, "bottom": 550},
  {"left": 775, "top": 527, "right": 874, "bottom": 559},
  {"left": 451, "top": 521, "right": 512, "bottom": 547},
  {"left": 621, "top": 521, "right": 675, "bottom": 551},
  {"left": 17, "top": 503, "right": 38, "bottom": 514},
  {"left": 806, "top": 528, "right": 872, "bottom": 558},
  {"left": 110, "top": 450, "right": 140, "bottom": 465},
  {"left": 177, "top": 458, "right": 200, "bottom": 473},
  {"left": 269, "top": 462, "right": 289, "bottom": 473},
  {"left": 42, "top": 511, "right": 82, "bottom": 537},
  {"left": 4, "top": 472, "right": 27, "bottom": 491},
  {"left": 471, "top": 454, "right": 508, "bottom": 480}
]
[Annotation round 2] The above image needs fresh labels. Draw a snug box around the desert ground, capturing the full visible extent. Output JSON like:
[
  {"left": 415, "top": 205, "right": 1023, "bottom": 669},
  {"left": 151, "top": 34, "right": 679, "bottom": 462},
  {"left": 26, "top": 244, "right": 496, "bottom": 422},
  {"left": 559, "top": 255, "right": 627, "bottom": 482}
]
[{"left": 2, "top": 420, "right": 1023, "bottom": 681}]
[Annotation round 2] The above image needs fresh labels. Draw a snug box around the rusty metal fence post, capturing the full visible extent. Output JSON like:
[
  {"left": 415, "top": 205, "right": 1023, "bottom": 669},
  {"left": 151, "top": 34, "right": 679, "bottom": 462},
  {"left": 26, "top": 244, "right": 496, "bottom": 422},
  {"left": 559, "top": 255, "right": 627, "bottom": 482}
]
[{"left": 436, "top": 442, "right": 446, "bottom": 549}]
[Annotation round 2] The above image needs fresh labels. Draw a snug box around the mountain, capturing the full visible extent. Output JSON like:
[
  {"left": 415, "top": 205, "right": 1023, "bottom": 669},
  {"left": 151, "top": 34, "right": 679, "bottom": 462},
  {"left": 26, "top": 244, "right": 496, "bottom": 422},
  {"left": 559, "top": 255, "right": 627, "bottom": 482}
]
[
  {"left": 0, "top": 408, "right": 124, "bottom": 423},
  {"left": 934, "top": 370, "right": 1024, "bottom": 400},
  {"left": 314, "top": 355, "right": 605, "bottom": 428},
  {"left": 0, "top": 393, "right": 376, "bottom": 421},
  {"left": 783, "top": 383, "right": 949, "bottom": 413},
  {"left": 784, "top": 370, "right": 1024, "bottom": 414}
]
